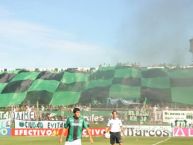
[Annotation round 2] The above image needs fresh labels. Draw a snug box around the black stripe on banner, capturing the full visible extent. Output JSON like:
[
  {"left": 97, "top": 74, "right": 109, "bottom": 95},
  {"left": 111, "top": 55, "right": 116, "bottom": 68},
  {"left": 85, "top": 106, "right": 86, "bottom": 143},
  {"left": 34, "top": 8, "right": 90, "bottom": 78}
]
[
  {"left": 141, "top": 87, "right": 171, "bottom": 103},
  {"left": 141, "top": 69, "right": 167, "bottom": 78},
  {"left": 79, "top": 86, "right": 110, "bottom": 104},
  {"left": 170, "top": 78, "right": 193, "bottom": 87},
  {"left": 36, "top": 71, "right": 64, "bottom": 81},
  {"left": 89, "top": 70, "right": 114, "bottom": 80},
  {"left": 0, "top": 73, "right": 16, "bottom": 83},
  {"left": 1, "top": 80, "right": 32, "bottom": 93},
  {"left": 56, "top": 82, "right": 86, "bottom": 92}
]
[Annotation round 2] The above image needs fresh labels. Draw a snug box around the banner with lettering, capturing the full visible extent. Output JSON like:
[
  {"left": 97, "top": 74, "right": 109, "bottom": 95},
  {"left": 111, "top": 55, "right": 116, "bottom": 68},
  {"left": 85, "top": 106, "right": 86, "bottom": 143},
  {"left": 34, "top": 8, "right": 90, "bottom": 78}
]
[
  {"left": 0, "top": 111, "right": 35, "bottom": 120},
  {"left": 0, "top": 112, "right": 11, "bottom": 120},
  {"left": 0, "top": 119, "right": 11, "bottom": 128},
  {"left": 11, "top": 128, "right": 106, "bottom": 136},
  {"left": 124, "top": 125, "right": 172, "bottom": 137},
  {"left": 11, "top": 128, "right": 63, "bottom": 136},
  {"left": 173, "top": 128, "right": 193, "bottom": 137},
  {"left": 127, "top": 110, "right": 150, "bottom": 122},
  {"left": 15, "top": 120, "right": 66, "bottom": 128},
  {"left": 163, "top": 110, "right": 193, "bottom": 123}
]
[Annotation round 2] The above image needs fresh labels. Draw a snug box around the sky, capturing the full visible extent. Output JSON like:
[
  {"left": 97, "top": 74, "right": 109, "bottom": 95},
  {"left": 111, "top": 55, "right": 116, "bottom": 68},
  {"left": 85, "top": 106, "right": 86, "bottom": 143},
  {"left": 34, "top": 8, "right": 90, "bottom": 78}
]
[{"left": 1, "top": 0, "right": 193, "bottom": 69}]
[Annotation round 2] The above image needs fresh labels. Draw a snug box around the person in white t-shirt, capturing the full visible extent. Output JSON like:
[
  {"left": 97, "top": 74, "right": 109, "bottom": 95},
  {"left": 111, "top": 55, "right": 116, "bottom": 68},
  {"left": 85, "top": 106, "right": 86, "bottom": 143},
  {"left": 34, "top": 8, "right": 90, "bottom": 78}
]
[{"left": 104, "top": 110, "right": 123, "bottom": 145}]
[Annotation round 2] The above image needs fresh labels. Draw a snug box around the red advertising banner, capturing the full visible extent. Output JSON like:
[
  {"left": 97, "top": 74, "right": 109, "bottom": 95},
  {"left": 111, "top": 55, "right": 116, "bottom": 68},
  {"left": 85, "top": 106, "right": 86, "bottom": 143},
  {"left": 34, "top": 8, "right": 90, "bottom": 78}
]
[
  {"left": 173, "top": 128, "right": 193, "bottom": 137},
  {"left": 11, "top": 128, "right": 106, "bottom": 136},
  {"left": 11, "top": 128, "right": 64, "bottom": 136},
  {"left": 82, "top": 128, "right": 105, "bottom": 136}
]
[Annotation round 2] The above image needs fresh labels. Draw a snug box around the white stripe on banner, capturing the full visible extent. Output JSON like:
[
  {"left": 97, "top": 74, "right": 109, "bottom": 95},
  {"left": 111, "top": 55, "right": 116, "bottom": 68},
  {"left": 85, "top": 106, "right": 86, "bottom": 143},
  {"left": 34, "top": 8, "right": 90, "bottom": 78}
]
[{"left": 151, "top": 137, "right": 171, "bottom": 145}]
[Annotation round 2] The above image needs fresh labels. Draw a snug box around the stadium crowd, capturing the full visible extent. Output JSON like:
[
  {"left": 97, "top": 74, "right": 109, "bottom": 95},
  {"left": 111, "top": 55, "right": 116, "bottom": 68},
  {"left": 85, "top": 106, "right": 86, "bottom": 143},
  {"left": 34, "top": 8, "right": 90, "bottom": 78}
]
[{"left": 1, "top": 103, "right": 193, "bottom": 128}]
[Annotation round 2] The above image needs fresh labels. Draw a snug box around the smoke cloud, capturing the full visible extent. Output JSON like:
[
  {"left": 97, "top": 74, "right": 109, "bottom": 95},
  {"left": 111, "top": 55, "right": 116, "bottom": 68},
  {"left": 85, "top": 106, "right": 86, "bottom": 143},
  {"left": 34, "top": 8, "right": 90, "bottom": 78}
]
[{"left": 116, "top": 0, "right": 193, "bottom": 65}]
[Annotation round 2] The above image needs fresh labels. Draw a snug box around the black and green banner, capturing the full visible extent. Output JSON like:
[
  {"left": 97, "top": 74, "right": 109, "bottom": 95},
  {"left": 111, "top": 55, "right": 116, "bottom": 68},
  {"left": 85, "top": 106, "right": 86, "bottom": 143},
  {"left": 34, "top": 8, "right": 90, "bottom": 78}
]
[{"left": 0, "top": 66, "right": 193, "bottom": 107}]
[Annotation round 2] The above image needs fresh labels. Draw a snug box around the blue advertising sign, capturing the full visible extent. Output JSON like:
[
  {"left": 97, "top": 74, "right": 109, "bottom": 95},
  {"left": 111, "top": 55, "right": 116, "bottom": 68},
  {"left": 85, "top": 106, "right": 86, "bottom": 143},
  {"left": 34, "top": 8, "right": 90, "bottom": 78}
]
[{"left": 0, "top": 128, "right": 11, "bottom": 136}]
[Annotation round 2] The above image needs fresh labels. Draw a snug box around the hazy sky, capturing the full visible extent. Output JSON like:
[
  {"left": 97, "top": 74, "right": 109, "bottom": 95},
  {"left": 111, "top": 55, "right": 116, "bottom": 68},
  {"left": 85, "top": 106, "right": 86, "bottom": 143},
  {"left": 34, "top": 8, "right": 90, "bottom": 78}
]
[{"left": 1, "top": 0, "right": 193, "bottom": 69}]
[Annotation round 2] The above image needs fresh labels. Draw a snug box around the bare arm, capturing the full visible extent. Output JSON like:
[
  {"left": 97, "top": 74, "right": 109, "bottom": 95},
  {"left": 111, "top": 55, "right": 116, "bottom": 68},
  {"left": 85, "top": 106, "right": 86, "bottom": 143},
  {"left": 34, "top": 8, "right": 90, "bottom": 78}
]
[
  {"left": 59, "top": 128, "right": 67, "bottom": 144},
  {"left": 105, "top": 119, "right": 111, "bottom": 134},
  {"left": 105, "top": 126, "right": 110, "bottom": 133},
  {"left": 86, "top": 128, "right": 93, "bottom": 144}
]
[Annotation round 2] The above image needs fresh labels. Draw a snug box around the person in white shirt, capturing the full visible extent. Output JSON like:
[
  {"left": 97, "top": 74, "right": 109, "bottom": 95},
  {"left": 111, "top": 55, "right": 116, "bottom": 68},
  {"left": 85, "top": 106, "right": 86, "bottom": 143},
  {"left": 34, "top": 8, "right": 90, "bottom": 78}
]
[{"left": 105, "top": 110, "right": 123, "bottom": 145}]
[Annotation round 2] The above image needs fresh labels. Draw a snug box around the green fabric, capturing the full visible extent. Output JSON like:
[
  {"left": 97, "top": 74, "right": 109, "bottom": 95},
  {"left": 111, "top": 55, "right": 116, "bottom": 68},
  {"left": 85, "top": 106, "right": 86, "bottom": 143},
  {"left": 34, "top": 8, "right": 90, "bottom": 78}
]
[
  {"left": 29, "top": 80, "right": 59, "bottom": 92},
  {"left": 10, "top": 72, "right": 39, "bottom": 82},
  {"left": 114, "top": 68, "right": 141, "bottom": 78},
  {"left": 61, "top": 72, "right": 88, "bottom": 84},
  {"left": 86, "top": 79, "right": 112, "bottom": 89},
  {"left": 141, "top": 77, "right": 170, "bottom": 88},
  {"left": 1, "top": 66, "right": 193, "bottom": 107},
  {"left": 110, "top": 84, "right": 140, "bottom": 99},
  {"left": 171, "top": 87, "right": 193, "bottom": 105},
  {"left": 168, "top": 69, "right": 193, "bottom": 78},
  {"left": 0, "top": 92, "right": 26, "bottom": 107},
  {"left": 50, "top": 91, "right": 80, "bottom": 106}
]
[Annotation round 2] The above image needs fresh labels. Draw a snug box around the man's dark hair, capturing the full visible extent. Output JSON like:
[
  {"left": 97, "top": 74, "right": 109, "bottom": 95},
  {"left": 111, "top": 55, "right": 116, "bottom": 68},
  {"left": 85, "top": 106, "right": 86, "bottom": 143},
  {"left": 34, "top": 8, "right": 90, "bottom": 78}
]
[
  {"left": 73, "top": 107, "right": 80, "bottom": 113},
  {"left": 112, "top": 110, "right": 117, "bottom": 114}
]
